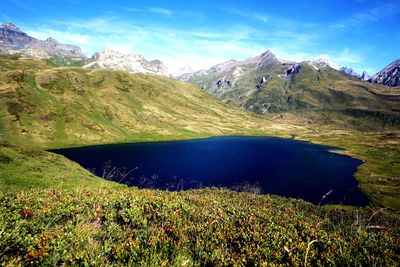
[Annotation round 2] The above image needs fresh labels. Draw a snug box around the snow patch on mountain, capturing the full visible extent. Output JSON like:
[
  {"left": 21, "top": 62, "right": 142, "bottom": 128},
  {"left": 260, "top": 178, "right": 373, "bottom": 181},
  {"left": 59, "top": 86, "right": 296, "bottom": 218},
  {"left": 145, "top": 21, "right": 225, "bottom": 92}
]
[
  {"left": 309, "top": 55, "right": 341, "bottom": 70},
  {"left": 340, "top": 66, "right": 360, "bottom": 78}
]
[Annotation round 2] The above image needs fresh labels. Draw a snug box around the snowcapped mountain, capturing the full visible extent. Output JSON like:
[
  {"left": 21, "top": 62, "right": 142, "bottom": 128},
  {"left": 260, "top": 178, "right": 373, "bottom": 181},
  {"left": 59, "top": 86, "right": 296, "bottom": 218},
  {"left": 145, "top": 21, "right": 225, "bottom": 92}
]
[
  {"left": 309, "top": 56, "right": 341, "bottom": 70},
  {"left": 173, "top": 64, "right": 195, "bottom": 76},
  {"left": 84, "top": 48, "right": 168, "bottom": 76},
  {"left": 369, "top": 59, "right": 400, "bottom": 87},
  {"left": 0, "top": 22, "right": 85, "bottom": 59},
  {"left": 360, "top": 71, "right": 371, "bottom": 81},
  {"left": 340, "top": 66, "right": 360, "bottom": 78}
]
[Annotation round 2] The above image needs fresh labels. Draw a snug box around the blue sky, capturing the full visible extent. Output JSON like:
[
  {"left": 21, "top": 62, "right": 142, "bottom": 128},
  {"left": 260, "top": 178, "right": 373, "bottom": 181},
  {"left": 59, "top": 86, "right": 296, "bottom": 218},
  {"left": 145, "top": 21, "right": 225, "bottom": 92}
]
[{"left": 1, "top": 0, "right": 399, "bottom": 74}]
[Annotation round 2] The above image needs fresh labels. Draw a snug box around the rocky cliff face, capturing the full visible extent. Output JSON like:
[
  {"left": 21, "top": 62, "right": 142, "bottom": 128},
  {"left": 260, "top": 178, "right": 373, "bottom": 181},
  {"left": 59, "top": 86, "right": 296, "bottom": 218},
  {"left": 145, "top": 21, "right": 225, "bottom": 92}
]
[
  {"left": 340, "top": 66, "right": 360, "bottom": 78},
  {"left": 84, "top": 48, "right": 168, "bottom": 76},
  {"left": 26, "top": 37, "right": 84, "bottom": 58},
  {"left": 0, "top": 22, "right": 85, "bottom": 59},
  {"left": 360, "top": 71, "right": 371, "bottom": 81},
  {"left": 369, "top": 60, "right": 400, "bottom": 87},
  {"left": 0, "top": 22, "right": 34, "bottom": 50}
]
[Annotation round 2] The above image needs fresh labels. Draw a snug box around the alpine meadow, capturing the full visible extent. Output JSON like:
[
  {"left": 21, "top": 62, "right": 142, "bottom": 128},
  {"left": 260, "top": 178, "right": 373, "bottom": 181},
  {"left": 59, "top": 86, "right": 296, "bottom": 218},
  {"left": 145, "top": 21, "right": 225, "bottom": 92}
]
[{"left": 0, "top": 1, "right": 400, "bottom": 265}]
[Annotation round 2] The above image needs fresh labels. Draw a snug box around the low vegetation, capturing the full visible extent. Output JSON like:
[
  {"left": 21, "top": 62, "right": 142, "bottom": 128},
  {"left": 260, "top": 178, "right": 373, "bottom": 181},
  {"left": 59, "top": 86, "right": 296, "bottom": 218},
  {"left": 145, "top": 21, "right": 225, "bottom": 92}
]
[
  {"left": 1, "top": 187, "right": 399, "bottom": 265},
  {"left": 0, "top": 56, "right": 400, "bottom": 264}
]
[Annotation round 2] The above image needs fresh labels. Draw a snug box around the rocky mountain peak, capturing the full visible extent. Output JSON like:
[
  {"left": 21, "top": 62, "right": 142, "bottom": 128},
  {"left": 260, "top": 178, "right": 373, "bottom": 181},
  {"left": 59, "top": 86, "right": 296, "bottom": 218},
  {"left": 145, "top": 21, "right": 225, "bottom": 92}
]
[
  {"left": 340, "top": 66, "right": 360, "bottom": 78},
  {"left": 0, "top": 21, "right": 86, "bottom": 59},
  {"left": 360, "top": 71, "right": 371, "bottom": 81},
  {"left": 1, "top": 22, "right": 24, "bottom": 33},
  {"left": 84, "top": 48, "right": 168, "bottom": 76},
  {"left": 310, "top": 56, "right": 341, "bottom": 70},
  {"left": 45, "top": 37, "right": 58, "bottom": 43},
  {"left": 0, "top": 22, "right": 34, "bottom": 49},
  {"left": 256, "top": 50, "right": 280, "bottom": 69},
  {"left": 369, "top": 59, "right": 400, "bottom": 87},
  {"left": 260, "top": 50, "right": 271, "bottom": 57}
]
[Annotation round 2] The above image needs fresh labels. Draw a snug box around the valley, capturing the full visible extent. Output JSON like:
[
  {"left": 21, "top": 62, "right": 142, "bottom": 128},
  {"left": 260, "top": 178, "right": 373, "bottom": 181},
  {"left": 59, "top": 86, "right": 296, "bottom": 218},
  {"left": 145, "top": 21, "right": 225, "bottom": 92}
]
[{"left": 0, "top": 16, "right": 400, "bottom": 265}]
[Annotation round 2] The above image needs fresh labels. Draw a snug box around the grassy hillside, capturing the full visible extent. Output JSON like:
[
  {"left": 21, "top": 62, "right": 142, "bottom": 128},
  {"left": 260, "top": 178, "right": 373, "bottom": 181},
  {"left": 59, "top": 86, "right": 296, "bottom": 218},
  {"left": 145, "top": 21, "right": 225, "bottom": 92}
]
[
  {"left": 1, "top": 187, "right": 399, "bottom": 265},
  {"left": 183, "top": 61, "right": 400, "bottom": 131},
  {"left": 0, "top": 56, "right": 400, "bottom": 264},
  {"left": 0, "top": 56, "right": 400, "bottom": 210},
  {"left": 0, "top": 142, "right": 121, "bottom": 193},
  {"left": 0, "top": 57, "right": 280, "bottom": 149}
]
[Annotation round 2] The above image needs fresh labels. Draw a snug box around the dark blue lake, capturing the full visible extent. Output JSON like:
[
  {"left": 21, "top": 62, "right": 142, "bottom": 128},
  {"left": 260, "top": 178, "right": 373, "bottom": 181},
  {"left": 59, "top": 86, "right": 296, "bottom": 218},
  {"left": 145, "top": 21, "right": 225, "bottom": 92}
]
[{"left": 52, "top": 136, "right": 369, "bottom": 206}]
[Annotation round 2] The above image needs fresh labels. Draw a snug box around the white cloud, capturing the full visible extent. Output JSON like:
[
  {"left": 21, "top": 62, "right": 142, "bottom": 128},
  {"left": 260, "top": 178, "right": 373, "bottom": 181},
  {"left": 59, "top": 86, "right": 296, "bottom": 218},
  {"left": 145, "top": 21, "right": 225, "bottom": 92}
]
[
  {"left": 332, "top": 2, "right": 400, "bottom": 29},
  {"left": 221, "top": 7, "right": 269, "bottom": 23},
  {"left": 147, "top": 7, "right": 173, "bottom": 16},
  {"left": 19, "top": 15, "right": 319, "bottom": 73},
  {"left": 125, "top": 7, "right": 173, "bottom": 16},
  {"left": 26, "top": 29, "right": 90, "bottom": 45},
  {"left": 336, "top": 48, "right": 362, "bottom": 64},
  {"left": 19, "top": 13, "right": 375, "bottom": 74},
  {"left": 254, "top": 14, "right": 268, "bottom": 22}
]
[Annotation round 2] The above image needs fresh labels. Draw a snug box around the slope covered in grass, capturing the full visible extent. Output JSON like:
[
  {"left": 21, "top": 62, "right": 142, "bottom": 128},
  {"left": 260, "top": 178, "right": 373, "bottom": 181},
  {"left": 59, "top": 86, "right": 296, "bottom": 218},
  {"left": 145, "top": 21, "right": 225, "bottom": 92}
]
[
  {"left": 0, "top": 142, "right": 121, "bottom": 192},
  {"left": 0, "top": 56, "right": 400, "bottom": 211},
  {"left": 1, "top": 187, "right": 399, "bottom": 266},
  {"left": 0, "top": 58, "right": 306, "bottom": 151},
  {"left": 182, "top": 59, "right": 400, "bottom": 131},
  {"left": 0, "top": 56, "right": 400, "bottom": 265},
  {"left": 0, "top": 57, "right": 281, "bottom": 149}
]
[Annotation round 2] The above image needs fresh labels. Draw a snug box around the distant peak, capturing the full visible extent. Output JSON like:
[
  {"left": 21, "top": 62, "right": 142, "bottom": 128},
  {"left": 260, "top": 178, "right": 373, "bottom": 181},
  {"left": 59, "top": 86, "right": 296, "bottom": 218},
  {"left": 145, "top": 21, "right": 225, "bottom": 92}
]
[
  {"left": 1, "top": 22, "right": 23, "bottom": 33},
  {"left": 260, "top": 50, "right": 271, "bottom": 56},
  {"left": 102, "top": 47, "right": 119, "bottom": 53},
  {"left": 310, "top": 55, "right": 341, "bottom": 70},
  {"left": 46, "top": 37, "right": 58, "bottom": 43},
  {"left": 100, "top": 48, "right": 132, "bottom": 56}
]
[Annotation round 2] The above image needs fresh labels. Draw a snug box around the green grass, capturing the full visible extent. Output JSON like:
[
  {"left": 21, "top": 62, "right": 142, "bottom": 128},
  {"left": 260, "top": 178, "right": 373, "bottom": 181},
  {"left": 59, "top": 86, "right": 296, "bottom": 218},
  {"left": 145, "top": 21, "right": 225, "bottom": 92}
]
[
  {"left": 0, "top": 187, "right": 399, "bottom": 266},
  {"left": 1, "top": 57, "right": 400, "bottom": 264},
  {"left": 0, "top": 57, "right": 399, "bottom": 211},
  {"left": 0, "top": 64, "right": 274, "bottom": 149},
  {"left": 0, "top": 144, "right": 120, "bottom": 192}
]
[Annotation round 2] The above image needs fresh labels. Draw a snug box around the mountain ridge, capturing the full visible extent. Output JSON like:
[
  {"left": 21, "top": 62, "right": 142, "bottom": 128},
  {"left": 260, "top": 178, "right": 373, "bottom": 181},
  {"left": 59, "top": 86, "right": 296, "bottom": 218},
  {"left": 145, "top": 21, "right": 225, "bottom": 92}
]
[
  {"left": 84, "top": 48, "right": 168, "bottom": 76},
  {"left": 0, "top": 22, "right": 85, "bottom": 59},
  {"left": 178, "top": 50, "right": 400, "bottom": 130},
  {"left": 369, "top": 59, "right": 400, "bottom": 87}
]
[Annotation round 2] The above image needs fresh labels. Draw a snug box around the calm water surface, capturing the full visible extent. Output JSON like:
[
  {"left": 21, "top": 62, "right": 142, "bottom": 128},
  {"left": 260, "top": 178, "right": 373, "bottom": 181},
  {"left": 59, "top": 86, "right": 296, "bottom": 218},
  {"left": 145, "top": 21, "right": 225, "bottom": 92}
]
[{"left": 52, "top": 136, "right": 369, "bottom": 206}]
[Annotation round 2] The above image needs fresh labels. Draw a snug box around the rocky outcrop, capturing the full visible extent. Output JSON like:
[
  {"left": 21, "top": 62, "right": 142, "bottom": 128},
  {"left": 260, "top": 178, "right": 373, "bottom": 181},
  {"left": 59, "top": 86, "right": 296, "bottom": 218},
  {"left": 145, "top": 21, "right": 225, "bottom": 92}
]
[
  {"left": 285, "top": 64, "right": 302, "bottom": 81},
  {"left": 369, "top": 60, "right": 400, "bottom": 87},
  {"left": 84, "top": 48, "right": 168, "bottom": 76},
  {"left": 0, "top": 22, "right": 85, "bottom": 59}
]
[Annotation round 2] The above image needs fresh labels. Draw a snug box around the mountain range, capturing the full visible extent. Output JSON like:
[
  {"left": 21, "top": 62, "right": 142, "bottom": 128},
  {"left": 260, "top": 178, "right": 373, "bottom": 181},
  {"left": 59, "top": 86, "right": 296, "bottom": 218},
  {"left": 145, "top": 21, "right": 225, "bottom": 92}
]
[
  {"left": 178, "top": 50, "right": 400, "bottom": 131},
  {"left": 2, "top": 22, "right": 400, "bottom": 85},
  {"left": 0, "top": 22, "right": 84, "bottom": 59},
  {"left": 0, "top": 22, "right": 168, "bottom": 75},
  {"left": 1, "top": 21, "right": 399, "bottom": 111}
]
